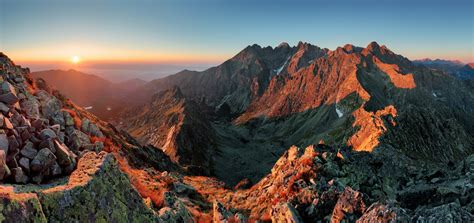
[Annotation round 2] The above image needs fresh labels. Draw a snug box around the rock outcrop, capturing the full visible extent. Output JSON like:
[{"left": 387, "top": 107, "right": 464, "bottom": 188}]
[{"left": 116, "top": 87, "right": 216, "bottom": 175}]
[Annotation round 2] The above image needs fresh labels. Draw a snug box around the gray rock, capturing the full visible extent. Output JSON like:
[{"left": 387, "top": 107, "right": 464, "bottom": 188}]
[
  {"left": 68, "top": 129, "right": 91, "bottom": 151},
  {"left": 173, "top": 182, "right": 195, "bottom": 195},
  {"left": 63, "top": 111, "right": 74, "bottom": 126},
  {"left": 49, "top": 161, "right": 62, "bottom": 176},
  {"left": 11, "top": 167, "right": 28, "bottom": 183},
  {"left": 30, "top": 148, "right": 56, "bottom": 172},
  {"left": 412, "top": 202, "right": 473, "bottom": 222},
  {"left": 20, "top": 97, "right": 40, "bottom": 119},
  {"left": 38, "top": 92, "right": 62, "bottom": 120},
  {"left": 0, "top": 102, "right": 9, "bottom": 114},
  {"left": 0, "top": 92, "right": 19, "bottom": 104},
  {"left": 54, "top": 140, "right": 76, "bottom": 166},
  {"left": 40, "top": 128, "right": 57, "bottom": 140},
  {"left": 20, "top": 128, "right": 31, "bottom": 141},
  {"left": 7, "top": 135, "right": 19, "bottom": 154},
  {"left": 20, "top": 142, "right": 38, "bottom": 159},
  {"left": 1, "top": 81, "right": 16, "bottom": 95},
  {"left": 18, "top": 157, "right": 30, "bottom": 173},
  {"left": 38, "top": 139, "right": 55, "bottom": 153},
  {"left": 82, "top": 118, "right": 104, "bottom": 137}
]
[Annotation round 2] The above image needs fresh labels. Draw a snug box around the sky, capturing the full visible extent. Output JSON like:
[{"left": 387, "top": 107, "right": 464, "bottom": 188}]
[{"left": 0, "top": 0, "right": 473, "bottom": 81}]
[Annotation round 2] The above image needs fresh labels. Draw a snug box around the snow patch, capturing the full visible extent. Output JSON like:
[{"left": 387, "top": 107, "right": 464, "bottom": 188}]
[
  {"left": 273, "top": 56, "right": 291, "bottom": 76},
  {"left": 335, "top": 106, "right": 343, "bottom": 118}
]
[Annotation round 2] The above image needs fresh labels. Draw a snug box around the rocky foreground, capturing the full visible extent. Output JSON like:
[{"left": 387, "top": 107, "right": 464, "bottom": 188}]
[{"left": 0, "top": 49, "right": 473, "bottom": 223}]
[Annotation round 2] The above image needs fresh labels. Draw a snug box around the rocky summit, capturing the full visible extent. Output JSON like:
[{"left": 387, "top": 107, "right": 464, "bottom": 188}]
[{"left": 1, "top": 39, "right": 474, "bottom": 223}]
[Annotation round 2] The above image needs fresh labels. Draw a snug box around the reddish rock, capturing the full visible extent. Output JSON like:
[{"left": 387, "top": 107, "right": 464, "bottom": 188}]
[{"left": 331, "top": 187, "right": 366, "bottom": 223}]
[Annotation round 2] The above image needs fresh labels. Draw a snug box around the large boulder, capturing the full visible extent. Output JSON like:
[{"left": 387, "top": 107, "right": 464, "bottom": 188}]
[
  {"left": 30, "top": 148, "right": 56, "bottom": 172},
  {"left": 67, "top": 129, "right": 91, "bottom": 151},
  {"left": 21, "top": 142, "right": 38, "bottom": 160},
  {"left": 20, "top": 96, "right": 40, "bottom": 119},
  {"left": 0, "top": 93, "right": 18, "bottom": 105},
  {"left": 39, "top": 128, "right": 57, "bottom": 140},
  {"left": 53, "top": 140, "right": 76, "bottom": 167},
  {"left": 11, "top": 167, "right": 28, "bottom": 183}
]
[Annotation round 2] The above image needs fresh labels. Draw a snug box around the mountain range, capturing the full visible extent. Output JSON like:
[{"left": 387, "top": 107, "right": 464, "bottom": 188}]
[
  {"left": 1, "top": 41, "right": 473, "bottom": 222},
  {"left": 413, "top": 58, "right": 474, "bottom": 80}
]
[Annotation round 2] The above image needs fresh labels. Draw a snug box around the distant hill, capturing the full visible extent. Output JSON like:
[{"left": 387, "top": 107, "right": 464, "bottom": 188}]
[
  {"left": 413, "top": 58, "right": 474, "bottom": 79},
  {"left": 31, "top": 69, "right": 147, "bottom": 119}
]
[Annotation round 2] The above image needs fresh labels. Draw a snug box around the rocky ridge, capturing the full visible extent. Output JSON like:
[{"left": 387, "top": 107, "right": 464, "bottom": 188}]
[{"left": 117, "top": 86, "right": 216, "bottom": 175}]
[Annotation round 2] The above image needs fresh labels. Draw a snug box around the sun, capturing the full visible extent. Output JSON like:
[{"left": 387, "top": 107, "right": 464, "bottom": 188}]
[{"left": 71, "top": 56, "right": 81, "bottom": 64}]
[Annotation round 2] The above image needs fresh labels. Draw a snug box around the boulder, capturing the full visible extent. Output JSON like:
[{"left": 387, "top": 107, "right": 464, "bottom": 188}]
[
  {"left": 0, "top": 92, "right": 19, "bottom": 104},
  {"left": 81, "top": 118, "right": 104, "bottom": 137},
  {"left": 412, "top": 202, "right": 473, "bottom": 222},
  {"left": 20, "top": 141, "right": 38, "bottom": 160},
  {"left": 38, "top": 92, "right": 62, "bottom": 119},
  {"left": 331, "top": 187, "right": 366, "bottom": 223},
  {"left": 18, "top": 157, "right": 30, "bottom": 173},
  {"left": 40, "top": 128, "right": 57, "bottom": 140},
  {"left": 0, "top": 102, "right": 10, "bottom": 114},
  {"left": 31, "top": 118, "right": 45, "bottom": 129},
  {"left": 357, "top": 202, "right": 410, "bottom": 223},
  {"left": 38, "top": 139, "right": 55, "bottom": 153},
  {"left": 30, "top": 148, "right": 56, "bottom": 172},
  {"left": 63, "top": 111, "right": 74, "bottom": 126},
  {"left": 1, "top": 81, "right": 17, "bottom": 95},
  {"left": 3, "top": 117, "right": 14, "bottom": 129},
  {"left": 7, "top": 135, "right": 20, "bottom": 154},
  {"left": 49, "top": 161, "right": 62, "bottom": 176},
  {"left": 11, "top": 167, "right": 28, "bottom": 183},
  {"left": 0, "top": 133, "right": 9, "bottom": 154},
  {"left": 67, "top": 129, "right": 91, "bottom": 151},
  {"left": 53, "top": 140, "right": 76, "bottom": 166},
  {"left": 20, "top": 97, "right": 40, "bottom": 119}
]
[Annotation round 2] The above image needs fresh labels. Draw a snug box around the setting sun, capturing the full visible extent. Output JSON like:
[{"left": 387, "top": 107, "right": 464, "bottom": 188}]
[{"left": 71, "top": 56, "right": 80, "bottom": 64}]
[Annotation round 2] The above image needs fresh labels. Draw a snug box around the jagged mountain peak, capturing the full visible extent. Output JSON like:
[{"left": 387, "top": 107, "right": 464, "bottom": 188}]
[{"left": 277, "top": 41, "right": 290, "bottom": 49}]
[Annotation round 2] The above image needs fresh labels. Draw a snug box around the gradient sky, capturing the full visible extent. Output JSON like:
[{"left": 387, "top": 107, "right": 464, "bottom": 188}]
[{"left": 0, "top": 0, "right": 473, "bottom": 80}]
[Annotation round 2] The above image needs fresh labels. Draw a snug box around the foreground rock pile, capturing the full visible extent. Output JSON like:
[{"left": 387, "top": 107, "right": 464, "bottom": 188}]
[
  {"left": 0, "top": 53, "right": 103, "bottom": 184},
  {"left": 184, "top": 144, "right": 473, "bottom": 222}
]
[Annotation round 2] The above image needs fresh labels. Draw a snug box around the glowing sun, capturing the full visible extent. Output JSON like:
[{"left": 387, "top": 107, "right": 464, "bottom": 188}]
[{"left": 71, "top": 56, "right": 81, "bottom": 64}]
